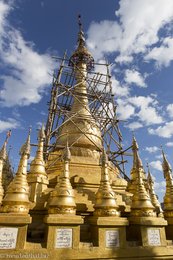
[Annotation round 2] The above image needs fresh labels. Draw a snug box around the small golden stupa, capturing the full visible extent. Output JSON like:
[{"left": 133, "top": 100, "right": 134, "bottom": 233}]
[
  {"left": 0, "top": 16, "right": 173, "bottom": 260},
  {"left": 0, "top": 137, "right": 7, "bottom": 204},
  {"left": 161, "top": 149, "right": 173, "bottom": 240},
  {"left": 147, "top": 163, "right": 163, "bottom": 217}
]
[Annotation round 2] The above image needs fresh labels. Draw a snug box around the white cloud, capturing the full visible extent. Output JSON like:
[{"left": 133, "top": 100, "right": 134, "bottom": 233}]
[
  {"left": 129, "top": 96, "right": 154, "bottom": 107},
  {"left": 28, "top": 155, "right": 35, "bottom": 164},
  {"left": 154, "top": 180, "right": 165, "bottom": 192},
  {"left": 155, "top": 154, "right": 162, "bottom": 160},
  {"left": 145, "top": 146, "right": 159, "bottom": 153},
  {"left": 148, "top": 121, "right": 173, "bottom": 138},
  {"left": 116, "top": 94, "right": 163, "bottom": 127},
  {"left": 125, "top": 69, "right": 146, "bottom": 87},
  {"left": 87, "top": 20, "right": 122, "bottom": 60},
  {"left": 87, "top": 0, "right": 173, "bottom": 64},
  {"left": 126, "top": 121, "right": 143, "bottom": 130},
  {"left": 116, "top": 99, "right": 135, "bottom": 120},
  {"left": 111, "top": 77, "right": 129, "bottom": 97},
  {"left": 166, "top": 142, "right": 173, "bottom": 147},
  {"left": 145, "top": 37, "right": 173, "bottom": 67},
  {"left": 150, "top": 160, "right": 162, "bottom": 171},
  {"left": 0, "top": 118, "right": 19, "bottom": 133},
  {"left": 0, "top": 1, "right": 10, "bottom": 34},
  {"left": 138, "top": 106, "right": 163, "bottom": 125},
  {"left": 167, "top": 104, "right": 173, "bottom": 118},
  {"left": 0, "top": 1, "right": 55, "bottom": 107},
  {"left": 129, "top": 96, "right": 163, "bottom": 126},
  {"left": 115, "top": 55, "right": 133, "bottom": 64}
]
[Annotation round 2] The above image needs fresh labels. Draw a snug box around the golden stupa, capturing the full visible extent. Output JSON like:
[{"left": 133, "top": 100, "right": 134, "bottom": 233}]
[{"left": 1, "top": 16, "right": 173, "bottom": 260}]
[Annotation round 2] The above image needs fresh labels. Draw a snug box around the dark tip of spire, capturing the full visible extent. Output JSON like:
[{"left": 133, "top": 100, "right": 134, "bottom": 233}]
[
  {"left": 5, "top": 129, "right": 11, "bottom": 143},
  {"left": 161, "top": 145, "right": 166, "bottom": 159},
  {"left": 69, "top": 15, "right": 94, "bottom": 71},
  {"left": 146, "top": 162, "right": 151, "bottom": 173},
  {"left": 78, "top": 14, "right": 82, "bottom": 31},
  {"left": 29, "top": 126, "right": 32, "bottom": 134}
]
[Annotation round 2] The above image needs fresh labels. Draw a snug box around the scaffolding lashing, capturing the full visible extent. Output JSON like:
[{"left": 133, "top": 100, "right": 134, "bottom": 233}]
[{"left": 45, "top": 54, "right": 131, "bottom": 181}]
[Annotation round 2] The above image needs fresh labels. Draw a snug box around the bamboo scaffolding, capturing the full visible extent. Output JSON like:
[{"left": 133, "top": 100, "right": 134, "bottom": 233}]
[{"left": 45, "top": 55, "right": 132, "bottom": 180}]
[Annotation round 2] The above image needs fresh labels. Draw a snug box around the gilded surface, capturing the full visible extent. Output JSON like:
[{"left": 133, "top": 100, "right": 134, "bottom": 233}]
[
  {"left": 147, "top": 164, "right": 163, "bottom": 217},
  {"left": 1, "top": 132, "right": 31, "bottom": 214},
  {"left": 55, "top": 24, "right": 102, "bottom": 151},
  {"left": 48, "top": 142, "right": 76, "bottom": 214},
  {"left": 162, "top": 149, "right": 173, "bottom": 214},
  {"left": 94, "top": 150, "right": 120, "bottom": 217},
  {"left": 129, "top": 137, "right": 156, "bottom": 217}
]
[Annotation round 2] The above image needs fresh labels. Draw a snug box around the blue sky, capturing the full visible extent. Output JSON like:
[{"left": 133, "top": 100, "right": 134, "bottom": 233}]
[{"left": 1, "top": 0, "right": 173, "bottom": 200}]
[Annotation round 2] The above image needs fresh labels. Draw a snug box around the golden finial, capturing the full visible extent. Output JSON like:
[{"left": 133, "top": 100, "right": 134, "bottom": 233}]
[
  {"left": 27, "top": 124, "right": 48, "bottom": 204},
  {"left": 0, "top": 131, "right": 11, "bottom": 204},
  {"left": 132, "top": 135, "right": 143, "bottom": 168},
  {"left": 0, "top": 130, "right": 11, "bottom": 161},
  {"left": 77, "top": 14, "right": 85, "bottom": 47},
  {"left": 0, "top": 142, "right": 7, "bottom": 162},
  {"left": 101, "top": 148, "right": 108, "bottom": 165},
  {"left": 19, "top": 127, "right": 31, "bottom": 159},
  {"left": 132, "top": 133, "right": 138, "bottom": 149},
  {"left": 63, "top": 137, "right": 71, "bottom": 162},
  {"left": 147, "top": 163, "right": 163, "bottom": 217},
  {"left": 0, "top": 130, "right": 31, "bottom": 214},
  {"left": 130, "top": 166, "right": 156, "bottom": 217},
  {"left": 29, "top": 124, "right": 47, "bottom": 176},
  {"left": 93, "top": 149, "right": 120, "bottom": 217},
  {"left": 160, "top": 147, "right": 173, "bottom": 216},
  {"left": 69, "top": 15, "right": 94, "bottom": 71},
  {"left": 147, "top": 163, "right": 153, "bottom": 183},
  {"left": 161, "top": 147, "right": 172, "bottom": 179},
  {"left": 127, "top": 136, "right": 146, "bottom": 194},
  {"left": 39, "top": 123, "right": 45, "bottom": 141},
  {"left": 48, "top": 141, "right": 76, "bottom": 215}
]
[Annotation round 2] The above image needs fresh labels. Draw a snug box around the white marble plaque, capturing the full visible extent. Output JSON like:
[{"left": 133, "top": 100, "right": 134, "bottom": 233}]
[
  {"left": 55, "top": 228, "right": 72, "bottom": 248},
  {"left": 147, "top": 229, "right": 161, "bottom": 246},
  {"left": 106, "top": 230, "right": 120, "bottom": 248},
  {"left": 0, "top": 227, "right": 18, "bottom": 249}
]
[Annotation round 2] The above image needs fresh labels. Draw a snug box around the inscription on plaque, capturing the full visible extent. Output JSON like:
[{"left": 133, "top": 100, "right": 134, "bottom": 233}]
[
  {"left": 0, "top": 227, "right": 18, "bottom": 249},
  {"left": 55, "top": 228, "right": 72, "bottom": 248},
  {"left": 106, "top": 230, "right": 120, "bottom": 248},
  {"left": 147, "top": 229, "right": 161, "bottom": 246}
]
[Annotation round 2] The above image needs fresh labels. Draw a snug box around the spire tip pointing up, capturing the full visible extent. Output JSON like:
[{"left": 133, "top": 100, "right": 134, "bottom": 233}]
[{"left": 69, "top": 15, "right": 94, "bottom": 71}]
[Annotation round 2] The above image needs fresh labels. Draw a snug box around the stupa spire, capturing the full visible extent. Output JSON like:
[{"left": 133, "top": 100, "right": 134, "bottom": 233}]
[
  {"left": 77, "top": 15, "right": 86, "bottom": 48},
  {"left": 93, "top": 149, "right": 119, "bottom": 216},
  {"left": 130, "top": 141, "right": 155, "bottom": 217},
  {"left": 161, "top": 147, "right": 172, "bottom": 179},
  {"left": 132, "top": 135, "right": 143, "bottom": 169},
  {"left": 48, "top": 141, "right": 76, "bottom": 214},
  {"left": 161, "top": 149, "right": 173, "bottom": 215},
  {"left": 27, "top": 124, "right": 48, "bottom": 204},
  {"left": 69, "top": 14, "right": 94, "bottom": 71},
  {"left": 0, "top": 131, "right": 11, "bottom": 204},
  {"left": 0, "top": 139, "right": 7, "bottom": 162},
  {"left": 147, "top": 163, "right": 163, "bottom": 216},
  {"left": 130, "top": 165, "right": 155, "bottom": 217},
  {"left": 56, "top": 15, "right": 102, "bottom": 151},
  {"left": 29, "top": 124, "right": 47, "bottom": 176},
  {"left": 127, "top": 136, "right": 146, "bottom": 194},
  {"left": 1, "top": 130, "right": 31, "bottom": 214}
]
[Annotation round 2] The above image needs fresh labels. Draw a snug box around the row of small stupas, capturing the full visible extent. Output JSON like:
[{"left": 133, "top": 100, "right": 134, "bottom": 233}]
[{"left": 0, "top": 127, "right": 172, "bottom": 221}]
